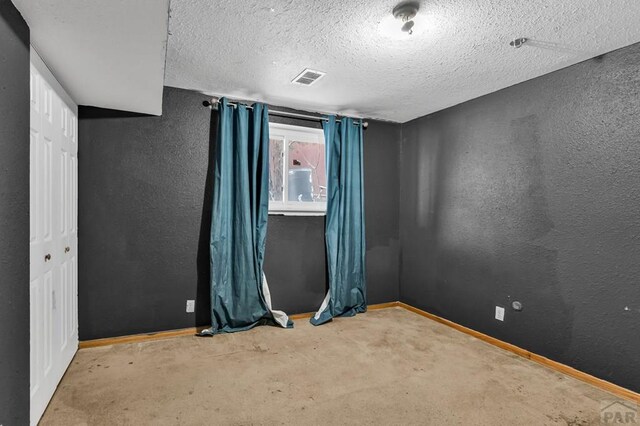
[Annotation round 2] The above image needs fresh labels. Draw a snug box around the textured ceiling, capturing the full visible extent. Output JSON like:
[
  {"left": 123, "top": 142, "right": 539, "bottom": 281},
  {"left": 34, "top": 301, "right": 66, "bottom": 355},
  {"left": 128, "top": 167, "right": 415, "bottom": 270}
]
[
  {"left": 166, "top": 0, "right": 640, "bottom": 122},
  {"left": 12, "top": 0, "right": 169, "bottom": 115}
]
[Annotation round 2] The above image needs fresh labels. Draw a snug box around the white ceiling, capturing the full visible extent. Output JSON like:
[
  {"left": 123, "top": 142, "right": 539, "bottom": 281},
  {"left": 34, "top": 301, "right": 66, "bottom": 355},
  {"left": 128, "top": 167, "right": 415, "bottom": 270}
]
[
  {"left": 12, "top": 0, "right": 169, "bottom": 115},
  {"left": 165, "top": 0, "right": 640, "bottom": 123}
]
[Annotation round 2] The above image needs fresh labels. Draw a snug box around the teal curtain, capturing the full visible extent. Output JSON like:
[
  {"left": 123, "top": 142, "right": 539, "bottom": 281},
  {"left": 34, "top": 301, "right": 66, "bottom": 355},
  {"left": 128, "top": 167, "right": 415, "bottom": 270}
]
[
  {"left": 311, "top": 116, "right": 367, "bottom": 325},
  {"left": 202, "top": 98, "right": 292, "bottom": 335}
]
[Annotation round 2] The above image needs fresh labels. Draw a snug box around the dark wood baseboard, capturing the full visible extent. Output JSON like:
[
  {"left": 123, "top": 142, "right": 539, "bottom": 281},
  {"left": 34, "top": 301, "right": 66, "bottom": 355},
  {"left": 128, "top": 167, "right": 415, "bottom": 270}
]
[
  {"left": 289, "top": 301, "right": 400, "bottom": 320},
  {"left": 78, "top": 327, "right": 208, "bottom": 349}
]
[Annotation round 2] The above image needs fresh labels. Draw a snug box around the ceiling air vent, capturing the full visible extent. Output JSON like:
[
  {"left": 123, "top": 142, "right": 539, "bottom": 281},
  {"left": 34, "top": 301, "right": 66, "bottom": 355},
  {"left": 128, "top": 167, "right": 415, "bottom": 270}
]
[{"left": 292, "top": 68, "right": 326, "bottom": 86}]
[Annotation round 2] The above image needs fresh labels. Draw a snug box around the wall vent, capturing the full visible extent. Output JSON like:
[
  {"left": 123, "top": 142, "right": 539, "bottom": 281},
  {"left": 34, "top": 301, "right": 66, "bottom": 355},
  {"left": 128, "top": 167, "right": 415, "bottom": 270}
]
[{"left": 292, "top": 68, "right": 326, "bottom": 85}]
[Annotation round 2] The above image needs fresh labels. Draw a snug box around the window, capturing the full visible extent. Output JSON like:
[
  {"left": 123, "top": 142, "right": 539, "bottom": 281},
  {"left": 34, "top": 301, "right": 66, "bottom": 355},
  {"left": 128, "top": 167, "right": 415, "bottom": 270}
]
[{"left": 268, "top": 122, "right": 326, "bottom": 215}]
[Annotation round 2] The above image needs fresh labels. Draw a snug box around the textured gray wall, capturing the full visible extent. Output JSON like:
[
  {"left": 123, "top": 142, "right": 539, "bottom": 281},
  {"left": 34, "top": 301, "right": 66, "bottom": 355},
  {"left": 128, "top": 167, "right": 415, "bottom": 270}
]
[
  {"left": 0, "top": 1, "right": 30, "bottom": 423},
  {"left": 78, "top": 86, "right": 401, "bottom": 340},
  {"left": 399, "top": 43, "right": 640, "bottom": 391},
  {"left": 363, "top": 120, "right": 401, "bottom": 304}
]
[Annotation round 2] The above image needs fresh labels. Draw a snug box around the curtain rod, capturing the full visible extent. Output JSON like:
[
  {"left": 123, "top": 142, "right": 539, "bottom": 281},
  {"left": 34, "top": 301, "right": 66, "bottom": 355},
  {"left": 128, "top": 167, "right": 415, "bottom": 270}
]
[{"left": 202, "top": 98, "right": 369, "bottom": 128}]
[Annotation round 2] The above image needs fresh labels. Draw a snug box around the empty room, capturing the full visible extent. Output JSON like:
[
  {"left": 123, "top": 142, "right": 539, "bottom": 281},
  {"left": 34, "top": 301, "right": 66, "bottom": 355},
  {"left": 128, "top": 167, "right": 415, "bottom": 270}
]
[{"left": 1, "top": 0, "right": 639, "bottom": 424}]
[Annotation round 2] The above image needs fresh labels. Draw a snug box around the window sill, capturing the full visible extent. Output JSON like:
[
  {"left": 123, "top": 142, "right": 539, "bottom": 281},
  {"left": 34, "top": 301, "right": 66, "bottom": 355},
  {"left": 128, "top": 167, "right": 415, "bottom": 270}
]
[{"left": 268, "top": 210, "right": 326, "bottom": 217}]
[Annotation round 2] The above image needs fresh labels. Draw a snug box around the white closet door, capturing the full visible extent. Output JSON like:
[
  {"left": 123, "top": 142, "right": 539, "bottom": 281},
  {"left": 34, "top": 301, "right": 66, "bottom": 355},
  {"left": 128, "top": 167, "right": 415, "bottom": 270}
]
[
  {"left": 30, "top": 48, "right": 78, "bottom": 426},
  {"left": 58, "top": 94, "right": 78, "bottom": 372}
]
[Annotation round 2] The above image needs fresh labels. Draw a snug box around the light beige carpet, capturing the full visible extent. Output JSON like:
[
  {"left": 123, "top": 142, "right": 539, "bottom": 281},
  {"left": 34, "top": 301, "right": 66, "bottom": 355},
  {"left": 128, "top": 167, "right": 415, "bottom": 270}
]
[{"left": 41, "top": 307, "right": 617, "bottom": 425}]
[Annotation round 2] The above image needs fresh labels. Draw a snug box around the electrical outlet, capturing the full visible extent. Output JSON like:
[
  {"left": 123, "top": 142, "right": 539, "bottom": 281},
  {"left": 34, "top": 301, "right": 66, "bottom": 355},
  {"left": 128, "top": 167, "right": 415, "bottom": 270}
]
[
  {"left": 186, "top": 300, "right": 195, "bottom": 313},
  {"left": 495, "top": 306, "right": 505, "bottom": 321}
]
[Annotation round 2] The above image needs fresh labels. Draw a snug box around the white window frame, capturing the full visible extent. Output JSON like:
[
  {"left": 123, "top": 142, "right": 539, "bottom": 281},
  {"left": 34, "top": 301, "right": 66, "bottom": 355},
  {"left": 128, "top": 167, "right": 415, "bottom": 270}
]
[{"left": 268, "top": 122, "right": 326, "bottom": 216}]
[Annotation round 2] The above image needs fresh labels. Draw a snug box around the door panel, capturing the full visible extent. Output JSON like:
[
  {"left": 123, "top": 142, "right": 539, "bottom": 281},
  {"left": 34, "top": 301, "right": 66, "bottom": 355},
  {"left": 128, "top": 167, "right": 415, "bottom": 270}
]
[
  {"left": 71, "top": 255, "right": 77, "bottom": 332},
  {"left": 59, "top": 149, "right": 67, "bottom": 237},
  {"left": 59, "top": 261, "right": 68, "bottom": 352},
  {"left": 42, "top": 135, "right": 53, "bottom": 243},
  {"left": 29, "top": 129, "right": 38, "bottom": 243},
  {"left": 43, "top": 271, "right": 53, "bottom": 377},
  {"left": 71, "top": 154, "right": 77, "bottom": 233},
  {"left": 29, "top": 277, "right": 41, "bottom": 399},
  {"left": 30, "top": 49, "right": 78, "bottom": 426}
]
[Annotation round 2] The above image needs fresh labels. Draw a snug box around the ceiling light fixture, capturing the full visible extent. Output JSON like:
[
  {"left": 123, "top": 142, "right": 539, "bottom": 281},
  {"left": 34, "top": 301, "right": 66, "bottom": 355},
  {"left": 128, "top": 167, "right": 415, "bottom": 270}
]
[
  {"left": 393, "top": 1, "right": 420, "bottom": 35},
  {"left": 509, "top": 37, "right": 528, "bottom": 48}
]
